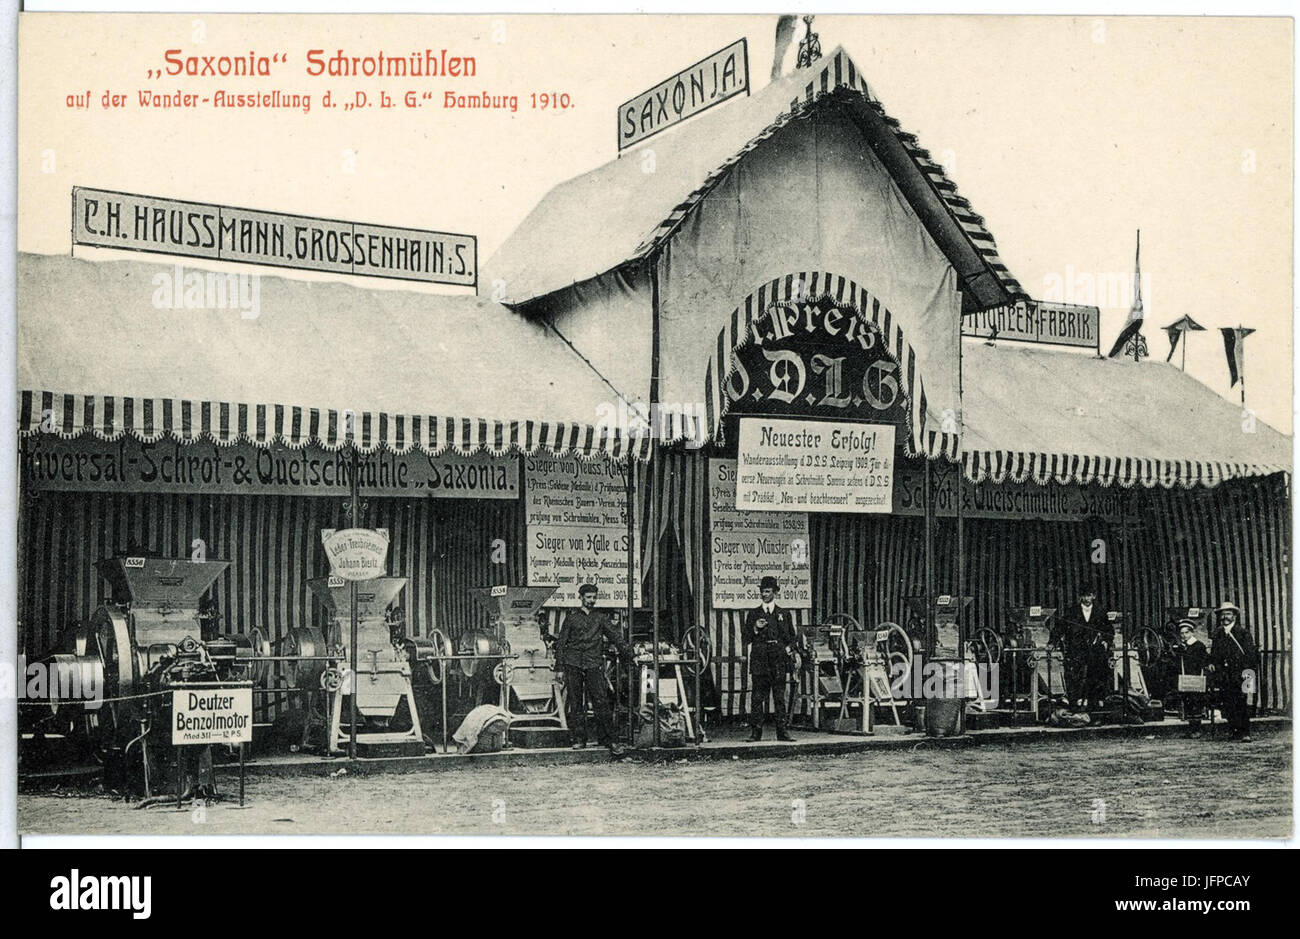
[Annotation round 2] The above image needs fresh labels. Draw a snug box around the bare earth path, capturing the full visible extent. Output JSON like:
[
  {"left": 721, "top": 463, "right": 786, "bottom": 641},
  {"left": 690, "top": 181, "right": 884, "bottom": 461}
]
[{"left": 20, "top": 728, "right": 1291, "bottom": 839}]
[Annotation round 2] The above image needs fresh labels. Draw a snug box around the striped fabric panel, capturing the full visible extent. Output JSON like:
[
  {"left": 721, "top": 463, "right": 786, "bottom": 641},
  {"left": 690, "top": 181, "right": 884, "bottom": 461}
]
[
  {"left": 956, "top": 449, "right": 1291, "bottom": 489},
  {"left": 17, "top": 390, "right": 639, "bottom": 462},
  {"left": 694, "top": 271, "right": 960, "bottom": 461}
]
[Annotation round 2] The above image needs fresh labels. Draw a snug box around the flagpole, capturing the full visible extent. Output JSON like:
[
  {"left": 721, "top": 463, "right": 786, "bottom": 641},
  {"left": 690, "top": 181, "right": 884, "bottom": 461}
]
[
  {"left": 1180, "top": 328, "right": 1186, "bottom": 372},
  {"left": 1239, "top": 323, "right": 1246, "bottom": 407},
  {"left": 1132, "top": 230, "right": 1141, "bottom": 364}
]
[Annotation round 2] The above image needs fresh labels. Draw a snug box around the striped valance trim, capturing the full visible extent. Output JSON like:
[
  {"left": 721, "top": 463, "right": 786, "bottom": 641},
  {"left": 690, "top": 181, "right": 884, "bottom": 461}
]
[
  {"left": 962, "top": 449, "right": 1290, "bottom": 489},
  {"left": 632, "top": 49, "right": 1024, "bottom": 301},
  {"left": 18, "top": 390, "right": 655, "bottom": 462},
  {"left": 676, "top": 271, "right": 960, "bottom": 462}
]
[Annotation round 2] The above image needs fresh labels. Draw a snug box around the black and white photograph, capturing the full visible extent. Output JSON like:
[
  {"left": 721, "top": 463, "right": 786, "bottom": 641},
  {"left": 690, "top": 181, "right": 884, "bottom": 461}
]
[{"left": 1, "top": 3, "right": 1295, "bottom": 886}]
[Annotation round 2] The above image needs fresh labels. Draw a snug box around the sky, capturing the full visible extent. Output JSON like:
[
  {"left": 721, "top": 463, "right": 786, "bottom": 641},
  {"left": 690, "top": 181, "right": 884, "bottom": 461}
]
[{"left": 16, "top": 13, "right": 1294, "bottom": 432}]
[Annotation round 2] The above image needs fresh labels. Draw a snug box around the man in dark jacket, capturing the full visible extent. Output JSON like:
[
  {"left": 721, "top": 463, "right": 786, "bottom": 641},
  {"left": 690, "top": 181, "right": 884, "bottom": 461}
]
[
  {"left": 1209, "top": 600, "right": 1258, "bottom": 742},
  {"left": 555, "top": 583, "right": 632, "bottom": 755},
  {"left": 742, "top": 576, "right": 796, "bottom": 742},
  {"left": 1055, "top": 590, "right": 1109, "bottom": 709}
]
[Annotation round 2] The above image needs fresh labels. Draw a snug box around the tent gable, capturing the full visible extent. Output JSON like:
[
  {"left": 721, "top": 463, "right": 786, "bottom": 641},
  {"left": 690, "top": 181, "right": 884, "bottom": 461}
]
[{"left": 484, "top": 46, "right": 1023, "bottom": 312}]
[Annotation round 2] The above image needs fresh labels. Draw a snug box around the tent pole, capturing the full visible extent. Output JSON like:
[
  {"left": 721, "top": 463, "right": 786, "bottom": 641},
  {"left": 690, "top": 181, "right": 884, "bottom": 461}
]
[
  {"left": 348, "top": 442, "right": 359, "bottom": 761},
  {"left": 1239, "top": 324, "right": 1247, "bottom": 407},
  {"left": 956, "top": 310, "right": 966, "bottom": 730},
  {"left": 625, "top": 458, "right": 636, "bottom": 745},
  {"left": 924, "top": 454, "right": 934, "bottom": 657},
  {"left": 650, "top": 257, "right": 662, "bottom": 748}
]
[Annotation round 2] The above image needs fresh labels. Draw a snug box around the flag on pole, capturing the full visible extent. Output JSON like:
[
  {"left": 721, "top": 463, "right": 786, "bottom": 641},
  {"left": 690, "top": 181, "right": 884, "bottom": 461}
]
[
  {"left": 1163, "top": 315, "right": 1206, "bottom": 363},
  {"left": 1220, "top": 326, "right": 1255, "bottom": 387},
  {"left": 771, "top": 15, "right": 798, "bottom": 80},
  {"left": 1107, "top": 230, "right": 1146, "bottom": 359}
]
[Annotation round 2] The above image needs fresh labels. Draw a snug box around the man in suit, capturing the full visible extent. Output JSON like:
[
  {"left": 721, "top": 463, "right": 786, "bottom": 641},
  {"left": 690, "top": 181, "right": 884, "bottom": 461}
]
[
  {"left": 742, "top": 575, "right": 796, "bottom": 742},
  {"left": 1209, "top": 600, "right": 1258, "bottom": 742},
  {"left": 1055, "top": 589, "right": 1109, "bottom": 709},
  {"left": 555, "top": 583, "right": 633, "bottom": 755}
]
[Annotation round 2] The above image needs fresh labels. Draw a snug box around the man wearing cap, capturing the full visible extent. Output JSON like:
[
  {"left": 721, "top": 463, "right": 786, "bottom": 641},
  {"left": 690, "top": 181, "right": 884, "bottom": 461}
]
[
  {"left": 742, "top": 575, "right": 796, "bottom": 742},
  {"left": 1209, "top": 601, "right": 1258, "bottom": 742},
  {"left": 555, "top": 583, "right": 632, "bottom": 755},
  {"left": 1174, "top": 620, "right": 1210, "bottom": 737}
]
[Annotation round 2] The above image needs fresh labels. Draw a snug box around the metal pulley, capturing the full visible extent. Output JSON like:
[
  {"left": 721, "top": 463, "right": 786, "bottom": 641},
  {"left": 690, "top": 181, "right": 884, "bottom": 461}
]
[
  {"left": 682, "top": 625, "right": 713, "bottom": 670},
  {"left": 874, "top": 622, "right": 913, "bottom": 686},
  {"left": 456, "top": 629, "right": 506, "bottom": 678},
  {"left": 320, "top": 667, "right": 344, "bottom": 694},
  {"left": 492, "top": 661, "right": 514, "bottom": 685},
  {"left": 283, "top": 627, "right": 328, "bottom": 690},
  {"left": 971, "top": 627, "right": 1004, "bottom": 672},
  {"left": 404, "top": 628, "right": 453, "bottom": 684},
  {"left": 226, "top": 629, "right": 272, "bottom": 684},
  {"left": 89, "top": 606, "right": 140, "bottom": 716}
]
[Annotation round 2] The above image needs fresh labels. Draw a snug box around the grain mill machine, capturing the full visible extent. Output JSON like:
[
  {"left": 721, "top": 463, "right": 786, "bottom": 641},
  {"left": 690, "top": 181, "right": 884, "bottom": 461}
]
[
  {"left": 29, "top": 556, "right": 268, "bottom": 796},
  {"left": 789, "top": 614, "right": 911, "bottom": 731},
  {"left": 302, "top": 575, "right": 425, "bottom": 756},
  {"left": 467, "top": 585, "right": 563, "bottom": 727},
  {"left": 1003, "top": 606, "right": 1063, "bottom": 718}
]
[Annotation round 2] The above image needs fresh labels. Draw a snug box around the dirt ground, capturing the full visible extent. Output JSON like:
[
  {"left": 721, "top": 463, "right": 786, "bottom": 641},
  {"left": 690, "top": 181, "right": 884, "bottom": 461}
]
[{"left": 19, "top": 727, "right": 1292, "bottom": 839}]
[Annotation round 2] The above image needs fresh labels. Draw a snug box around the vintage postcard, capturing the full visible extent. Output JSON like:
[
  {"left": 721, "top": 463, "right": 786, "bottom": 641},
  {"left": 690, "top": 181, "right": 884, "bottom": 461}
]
[{"left": 9, "top": 9, "right": 1294, "bottom": 852}]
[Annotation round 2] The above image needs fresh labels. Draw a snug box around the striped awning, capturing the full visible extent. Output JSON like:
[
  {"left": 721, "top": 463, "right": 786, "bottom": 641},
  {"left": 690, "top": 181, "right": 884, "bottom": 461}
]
[
  {"left": 18, "top": 390, "right": 652, "bottom": 460},
  {"left": 960, "top": 343, "right": 1292, "bottom": 488},
  {"left": 18, "top": 253, "right": 649, "bottom": 461},
  {"left": 961, "top": 450, "right": 1287, "bottom": 490}
]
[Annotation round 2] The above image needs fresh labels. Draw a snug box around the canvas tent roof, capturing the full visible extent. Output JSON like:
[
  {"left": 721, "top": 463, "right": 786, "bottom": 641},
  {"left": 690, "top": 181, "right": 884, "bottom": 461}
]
[
  {"left": 484, "top": 47, "right": 1024, "bottom": 312},
  {"left": 17, "top": 253, "right": 646, "bottom": 459},
  {"left": 960, "top": 342, "right": 1291, "bottom": 487},
  {"left": 14, "top": 256, "right": 1290, "bottom": 486}
]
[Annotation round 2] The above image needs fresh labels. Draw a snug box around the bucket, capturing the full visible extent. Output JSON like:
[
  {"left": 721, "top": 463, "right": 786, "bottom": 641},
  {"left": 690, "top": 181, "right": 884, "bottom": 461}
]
[{"left": 923, "top": 660, "right": 967, "bottom": 737}]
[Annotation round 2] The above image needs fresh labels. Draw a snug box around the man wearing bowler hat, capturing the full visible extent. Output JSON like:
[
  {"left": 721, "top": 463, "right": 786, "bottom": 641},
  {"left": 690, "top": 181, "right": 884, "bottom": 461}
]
[
  {"left": 743, "top": 575, "right": 796, "bottom": 742},
  {"left": 1210, "top": 600, "right": 1258, "bottom": 742}
]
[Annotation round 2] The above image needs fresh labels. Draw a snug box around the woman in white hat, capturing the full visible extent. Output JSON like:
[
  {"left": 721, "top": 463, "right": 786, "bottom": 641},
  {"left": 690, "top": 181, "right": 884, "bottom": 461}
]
[{"left": 1209, "top": 601, "right": 1259, "bottom": 741}]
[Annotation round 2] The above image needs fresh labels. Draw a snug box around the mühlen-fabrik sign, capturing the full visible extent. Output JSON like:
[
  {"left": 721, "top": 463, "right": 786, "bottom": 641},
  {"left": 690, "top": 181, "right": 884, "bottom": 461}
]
[
  {"left": 962, "top": 298, "right": 1099, "bottom": 350},
  {"left": 72, "top": 187, "right": 476, "bottom": 286}
]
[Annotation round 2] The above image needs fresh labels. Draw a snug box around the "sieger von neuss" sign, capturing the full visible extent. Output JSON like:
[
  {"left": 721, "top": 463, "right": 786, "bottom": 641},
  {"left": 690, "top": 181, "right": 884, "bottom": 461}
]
[
  {"left": 617, "top": 38, "right": 749, "bottom": 152},
  {"left": 72, "top": 187, "right": 477, "bottom": 286}
]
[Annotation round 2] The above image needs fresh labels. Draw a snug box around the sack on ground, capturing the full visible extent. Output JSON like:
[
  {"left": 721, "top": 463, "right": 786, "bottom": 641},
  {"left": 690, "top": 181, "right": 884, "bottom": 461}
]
[{"left": 634, "top": 699, "right": 687, "bottom": 748}]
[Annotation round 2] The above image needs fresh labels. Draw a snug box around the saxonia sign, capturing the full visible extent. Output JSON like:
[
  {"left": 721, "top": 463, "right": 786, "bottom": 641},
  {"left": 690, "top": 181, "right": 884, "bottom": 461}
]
[
  {"left": 72, "top": 187, "right": 476, "bottom": 286},
  {"left": 617, "top": 38, "right": 749, "bottom": 151},
  {"left": 22, "top": 436, "right": 519, "bottom": 499},
  {"left": 893, "top": 463, "right": 1138, "bottom": 523},
  {"left": 962, "top": 298, "right": 1100, "bottom": 351}
]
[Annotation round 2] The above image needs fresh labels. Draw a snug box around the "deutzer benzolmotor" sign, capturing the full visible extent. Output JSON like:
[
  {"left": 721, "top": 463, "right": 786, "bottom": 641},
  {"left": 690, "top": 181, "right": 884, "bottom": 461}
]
[{"left": 72, "top": 187, "right": 476, "bottom": 286}]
